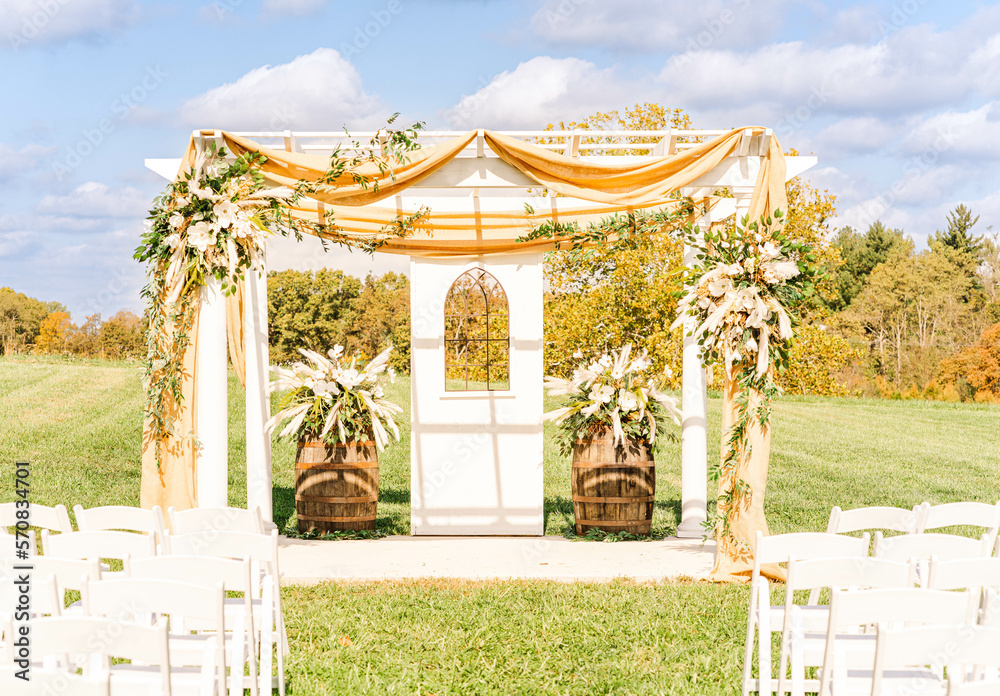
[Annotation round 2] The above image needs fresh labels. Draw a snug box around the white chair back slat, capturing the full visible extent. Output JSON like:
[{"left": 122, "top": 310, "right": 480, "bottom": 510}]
[
  {"left": 0, "top": 664, "right": 110, "bottom": 696},
  {"left": 42, "top": 530, "right": 156, "bottom": 562},
  {"left": 875, "top": 532, "right": 992, "bottom": 562},
  {"left": 168, "top": 506, "right": 266, "bottom": 535},
  {"left": 755, "top": 532, "right": 871, "bottom": 567},
  {"left": 826, "top": 505, "right": 925, "bottom": 534},
  {"left": 73, "top": 505, "right": 166, "bottom": 543},
  {"left": 0, "top": 532, "right": 36, "bottom": 559},
  {"left": 0, "top": 503, "right": 73, "bottom": 534},
  {"left": 0, "top": 573, "right": 61, "bottom": 618},
  {"left": 918, "top": 501, "right": 1000, "bottom": 534},
  {"left": 30, "top": 557, "right": 103, "bottom": 593}
]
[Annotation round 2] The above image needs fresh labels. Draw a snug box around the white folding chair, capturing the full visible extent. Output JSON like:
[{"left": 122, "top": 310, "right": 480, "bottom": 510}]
[
  {"left": 778, "top": 557, "right": 914, "bottom": 696},
  {"left": 928, "top": 557, "right": 1000, "bottom": 626},
  {"left": 0, "top": 663, "right": 110, "bottom": 695},
  {"left": 84, "top": 578, "right": 224, "bottom": 696},
  {"left": 0, "top": 503, "right": 73, "bottom": 535},
  {"left": 126, "top": 555, "right": 259, "bottom": 696},
  {"left": 168, "top": 506, "right": 266, "bottom": 535},
  {"left": 918, "top": 502, "right": 1000, "bottom": 549},
  {"left": 742, "top": 531, "right": 870, "bottom": 696},
  {"left": 819, "top": 588, "right": 973, "bottom": 696},
  {"left": 875, "top": 533, "right": 992, "bottom": 586},
  {"left": 827, "top": 505, "right": 925, "bottom": 536},
  {"left": 74, "top": 505, "right": 167, "bottom": 546},
  {"left": 166, "top": 529, "right": 286, "bottom": 696},
  {"left": 42, "top": 530, "right": 156, "bottom": 569},
  {"left": 0, "top": 532, "right": 36, "bottom": 559},
  {"left": 873, "top": 625, "right": 1000, "bottom": 696},
  {"left": 0, "top": 568, "right": 61, "bottom": 663},
  {"left": 17, "top": 616, "right": 174, "bottom": 696}
]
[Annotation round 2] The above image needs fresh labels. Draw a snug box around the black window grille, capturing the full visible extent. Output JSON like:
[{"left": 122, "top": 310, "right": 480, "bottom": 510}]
[{"left": 444, "top": 268, "right": 509, "bottom": 391}]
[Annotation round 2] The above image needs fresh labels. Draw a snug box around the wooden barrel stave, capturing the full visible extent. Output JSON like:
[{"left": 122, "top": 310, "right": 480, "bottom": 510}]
[
  {"left": 295, "top": 440, "right": 379, "bottom": 533},
  {"left": 571, "top": 432, "right": 654, "bottom": 535}
]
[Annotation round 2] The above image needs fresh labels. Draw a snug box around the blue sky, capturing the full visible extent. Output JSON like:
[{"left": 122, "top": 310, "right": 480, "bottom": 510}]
[{"left": 2, "top": 0, "right": 999, "bottom": 321}]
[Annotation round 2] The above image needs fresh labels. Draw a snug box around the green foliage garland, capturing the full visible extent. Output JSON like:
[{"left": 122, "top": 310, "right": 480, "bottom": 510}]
[
  {"left": 674, "top": 212, "right": 820, "bottom": 544},
  {"left": 135, "top": 119, "right": 425, "bottom": 467}
]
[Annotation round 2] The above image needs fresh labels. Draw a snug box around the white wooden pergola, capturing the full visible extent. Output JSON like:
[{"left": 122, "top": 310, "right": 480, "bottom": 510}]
[{"left": 146, "top": 128, "right": 815, "bottom": 536}]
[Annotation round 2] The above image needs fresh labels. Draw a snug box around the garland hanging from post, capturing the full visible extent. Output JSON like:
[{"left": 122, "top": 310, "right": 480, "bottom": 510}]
[
  {"left": 673, "top": 210, "right": 819, "bottom": 580},
  {"left": 134, "top": 119, "right": 426, "bottom": 471}
]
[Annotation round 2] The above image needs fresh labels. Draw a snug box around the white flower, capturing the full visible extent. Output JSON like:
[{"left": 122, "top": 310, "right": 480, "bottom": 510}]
[
  {"left": 588, "top": 384, "right": 614, "bottom": 404},
  {"left": 187, "top": 221, "right": 214, "bottom": 252},
  {"left": 743, "top": 257, "right": 757, "bottom": 273},
  {"left": 629, "top": 356, "right": 651, "bottom": 373},
  {"left": 573, "top": 350, "right": 583, "bottom": 359},
  {"left": 213, "top": 200, "right": 240, "bottom": 228},
  {"left": 760, "top": 242, "right": 780, "bottom": 260},
  {"left": 707, "top": 276, "right": 734, "bottom": 297},
  {"left": 611, "top": 367, "right": 625, "bottom": 379},
  {"left": 169, "top": 212, "right": 185, "bottom": 229},
  {"left": 164, "top": 233, "right": 182, "bottom": 250},
  {"left": 312, "top": 379, "right": 340, "bottom": 399},
  {"left": 745, "top": 337, "right": 758, "bottom": 353},
  {"left": 337, "top": 368, "right": 363, "bottom": 391},
  {"left": 619, "top": 390, "right": 638, "bottom": 413},
  {"left": 175, "top": 196, "right": 189, "bottom": 207},
  {"left": 598, "top": 354, "right": 612, "bottom": 369},
  {"left": 387, "top": 367, "right": 396, "bottom": 383}
]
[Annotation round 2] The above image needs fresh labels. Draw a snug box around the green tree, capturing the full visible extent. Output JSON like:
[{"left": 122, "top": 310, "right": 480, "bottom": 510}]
[
  {"left": 829, "top": 222, "right": 912, "bottom": 311},
  {"left": 0, "top": 287, "right": 50, "bottom": 353},
  {"left": 267, "top": 269, "right": 361, "bottom": 363},
  {"left": 932, "top": 204, "right": 984, "bottom": 261},
  {"left": 847, "top": 246, "right": 972, "bottom": 390},
  {"left": 344, "top": 272, "right": 410, "bottom": 372},
  {"left": 100, "top": 310, "right": 144, "bottom": 359}
]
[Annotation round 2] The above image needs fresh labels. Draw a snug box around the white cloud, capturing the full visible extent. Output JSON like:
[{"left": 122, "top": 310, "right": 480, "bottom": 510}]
[
  {"left": 36, "top": 182, "right": 150, "bottom": 219},
  {"left": 259, "top": 0, "right": 326, "bottom": 19},
  {"left": 179, "top": 48, "right": 385, "bottom": 131},
  {"left": 0, "top": 143, "right": 56, "bottom": 180},
  {"left": 443, "top": 57, "right": 634, "bottom": 130},
  {"left": 812, "top": 117, "right": 900, "bottom": 156},
  {"left": 0, "top": 0, "right": 138, "bottom": 48},
  {"left": 900, "top": 103, "right": 1000, "bottom": 161},
  {"left": 529, "top": 0, "right": 791, "bottom": 52}
]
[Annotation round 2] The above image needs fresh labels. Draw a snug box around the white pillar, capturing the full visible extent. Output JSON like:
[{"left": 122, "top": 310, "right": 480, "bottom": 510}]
[
  {"left": 245, "top": 261, "right": 273, "bottom": 524},
  {"left": 677, "top": 215, "right": 709, "bottom": 539},
  {"left": 196, "top": 276, "right": 229, "bottom": 508}
]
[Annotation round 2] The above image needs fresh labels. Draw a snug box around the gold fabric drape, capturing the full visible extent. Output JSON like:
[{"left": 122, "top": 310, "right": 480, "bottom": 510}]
[
  {"left": 140, "top": 306, "right": 200, "bottom": 512},
  {"left": 708, "top": 370, "right": 784, "bottom": 583},
  {"left": 145, "top": 125, "right": 788, "bottom": 522},
  {"left": 177, "top": 127, "right": 786, "bottom": 255},
  {"left": 141, "top": 282, "right": 246, "bottom": 513}
]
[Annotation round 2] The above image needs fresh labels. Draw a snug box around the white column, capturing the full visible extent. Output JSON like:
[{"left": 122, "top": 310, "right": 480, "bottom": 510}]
[
  {"left": 196, "top": 276, "right": 229, "bottom": 508},
  {"left": 677, "top": 214, "right": 710, "bottom": 539},
  {"left": 245, "top": 261, "right": 273, "bottom": 524}
]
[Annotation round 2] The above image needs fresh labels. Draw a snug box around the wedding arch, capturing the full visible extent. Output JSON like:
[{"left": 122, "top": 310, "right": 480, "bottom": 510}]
[{"left": 145, "top": 126, "right": 816, "bottom": 572}]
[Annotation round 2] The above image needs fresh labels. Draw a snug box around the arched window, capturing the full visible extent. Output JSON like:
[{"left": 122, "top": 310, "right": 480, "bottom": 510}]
[{"left": 444, "top": 268, "right": 509, "bottom": 391}]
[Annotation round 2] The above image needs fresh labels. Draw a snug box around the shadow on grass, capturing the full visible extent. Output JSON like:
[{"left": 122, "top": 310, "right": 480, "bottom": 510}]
[
  {"left": 378, "top": 487, "right": 410, "bottom": 505},
  {"left": 273, "top": 486, "right": 295, "bottom": 531}
]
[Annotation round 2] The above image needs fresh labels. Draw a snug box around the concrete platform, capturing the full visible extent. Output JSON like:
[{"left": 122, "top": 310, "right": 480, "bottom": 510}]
[{"left": 278, "top": 535, "right": 717, "bottom": 585}]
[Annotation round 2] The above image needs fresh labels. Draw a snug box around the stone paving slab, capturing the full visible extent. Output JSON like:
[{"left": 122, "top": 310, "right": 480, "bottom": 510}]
[{"left": 278, "top": 535, "right": 717, "bottom": 585}]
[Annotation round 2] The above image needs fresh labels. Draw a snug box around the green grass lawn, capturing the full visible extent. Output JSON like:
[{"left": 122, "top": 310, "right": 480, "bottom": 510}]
[{"left": 2, "top": 355, "right": 999, "bottom": 695}]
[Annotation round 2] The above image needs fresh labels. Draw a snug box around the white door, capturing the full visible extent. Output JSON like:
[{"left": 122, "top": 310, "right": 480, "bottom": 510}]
[{"left": 410, "top": 253, "right": 544, "bottom": 535}]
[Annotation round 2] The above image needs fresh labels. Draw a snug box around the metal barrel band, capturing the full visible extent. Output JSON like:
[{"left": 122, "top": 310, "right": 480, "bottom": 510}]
[
  {"left": 295, "top": 494, "right": 378, "bottom": 504},
  {"left": 572, "top": 495, "right": 655, "bottom": 504}
]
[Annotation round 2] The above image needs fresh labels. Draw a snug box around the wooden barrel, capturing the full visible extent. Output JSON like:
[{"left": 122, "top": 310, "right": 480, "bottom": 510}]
[
  {"left": 295, "top": 440, "right": 379, "bottom": 533},
  {"left": 571, "top": 431, "right": 655, "bottom": 536}
]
